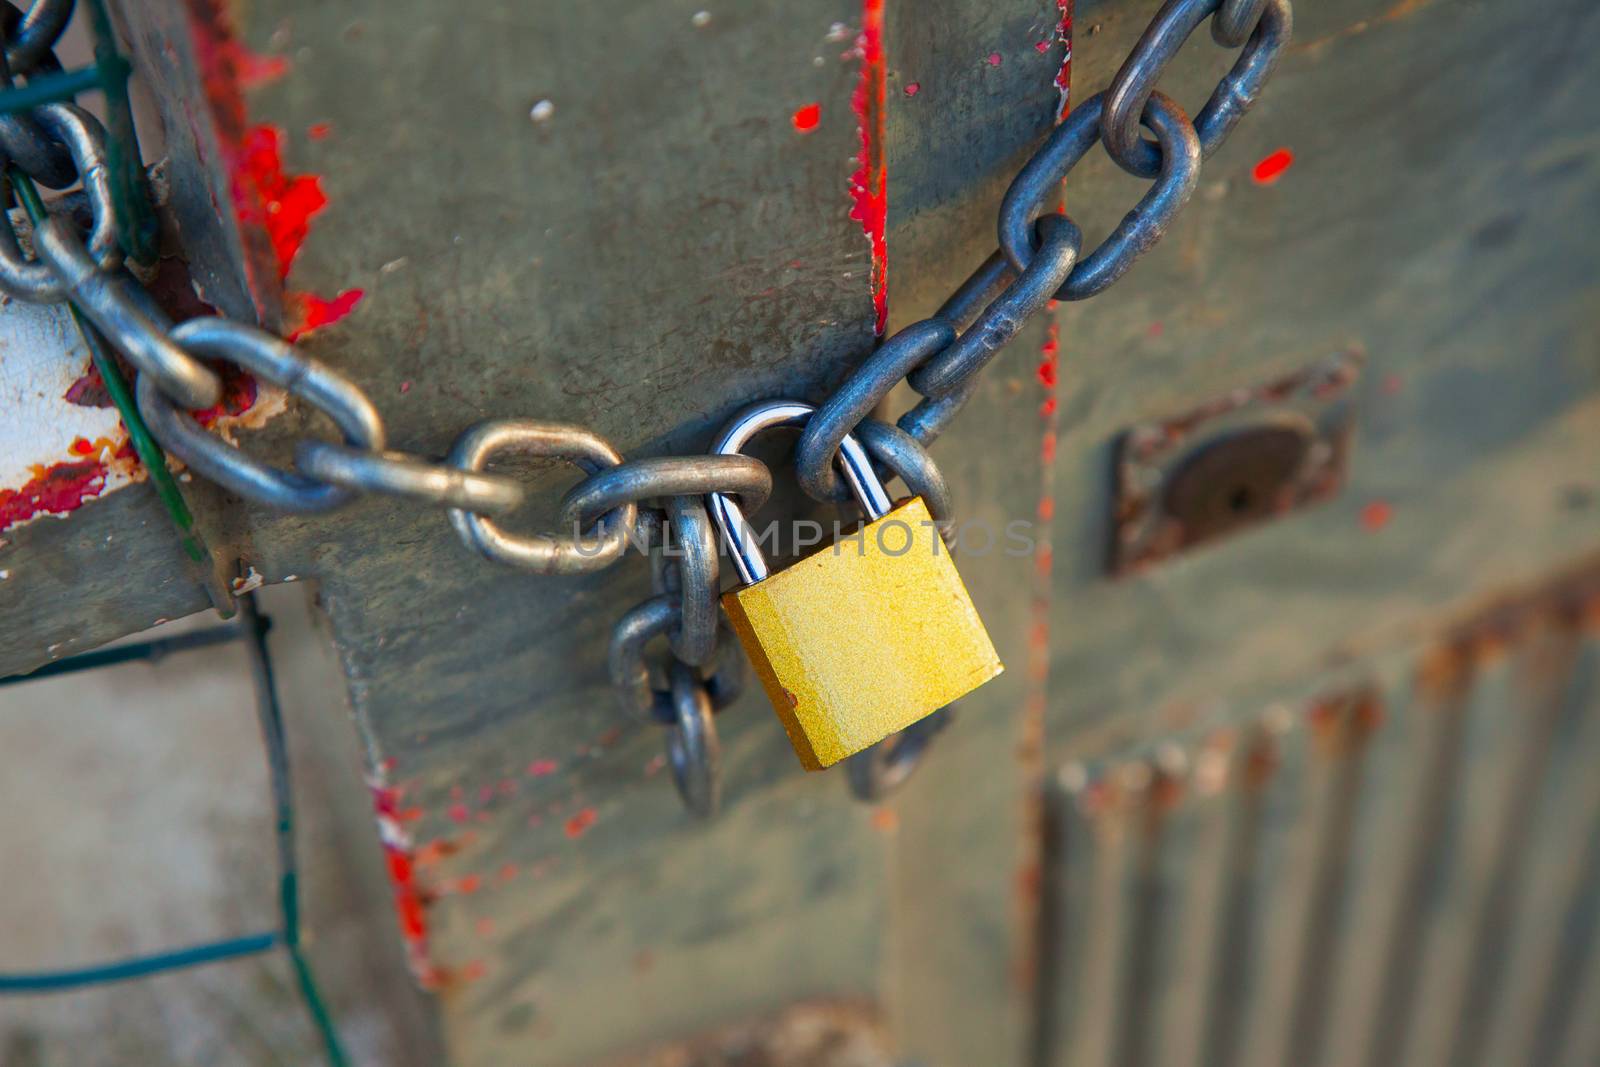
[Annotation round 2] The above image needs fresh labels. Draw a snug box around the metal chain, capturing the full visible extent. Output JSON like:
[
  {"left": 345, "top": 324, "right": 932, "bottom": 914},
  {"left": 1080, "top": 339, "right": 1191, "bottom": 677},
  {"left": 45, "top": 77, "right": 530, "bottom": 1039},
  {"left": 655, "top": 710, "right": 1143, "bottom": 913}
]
[{"left": 0, "top": 0, "right": 1290, "bottom": 811}]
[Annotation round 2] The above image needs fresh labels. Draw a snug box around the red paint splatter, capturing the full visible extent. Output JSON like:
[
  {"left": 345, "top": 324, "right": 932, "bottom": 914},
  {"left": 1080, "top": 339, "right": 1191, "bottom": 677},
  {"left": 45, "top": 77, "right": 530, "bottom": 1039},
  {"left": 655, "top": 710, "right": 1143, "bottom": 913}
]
[
  {"left": 1147, "top": 320, "right": 1165, "bottom": 338},
  {"left": 1037, "top": 497, "right": 1055, "bottom": 521},
  {"left": 1361, "top": 499, "right": 1393, "bottom": 532},
  {"left": 1252, "top": 148, "right": 1294, "bottom": 185},
  {"left": 0, "top": 460, "right": 107, "bottom": 532},
  {"left": 188, "top": 5, "right": 356, "bottom": 337},
  {"left": 234, "top": 124, "right": 327, "bottom": 280},
  {"left": 448, "top": 802, "right": 470, "bottom": 823},
  {"left": 564, "top": 807, "right": 598, "bottom": 839},
  {"left": 457, "top": 874, "right": 482, "bottom": 895},
  {"left": 1040, "top": 430, "right": 1057, "bottom": 464},
  {"left": 399, "top": 380, "right": 413, "bottom": 394},
  {"left": 285, "top": 288, "right": 364, "bottom": 341},
  {"left": 871, "top": 807, "right": 899, "bottom": 833},
  {"left": 1035, "top": 39, "right": 1050, "bottom": 53},
  {"left": 849, "top": 0, "right": 888, "bottom": 335},
  {"left": 371, "top": 779, "right": 438, "bottom": 987},
  {"left": 307, "top": 121, "right": 332, "bottom": 141},
  {"left": 791, "top": 102, "right": 821, "bottom": 131},
  {"left": 526, "top": 759, "right": 558, "bottom": 777},
  {"left": 904, "top": 81, "right": 920, "bottom": 96},
  {"left": 986, "top": 52, "right": 1003, "bottom": 67}
]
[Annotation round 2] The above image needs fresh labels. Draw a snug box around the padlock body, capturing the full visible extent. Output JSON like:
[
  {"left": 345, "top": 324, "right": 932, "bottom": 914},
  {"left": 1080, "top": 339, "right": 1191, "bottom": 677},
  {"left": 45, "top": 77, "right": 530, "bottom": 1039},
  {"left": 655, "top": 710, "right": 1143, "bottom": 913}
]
[{"left": 721, "top": 497, "right": 1003, "bottom": 770}]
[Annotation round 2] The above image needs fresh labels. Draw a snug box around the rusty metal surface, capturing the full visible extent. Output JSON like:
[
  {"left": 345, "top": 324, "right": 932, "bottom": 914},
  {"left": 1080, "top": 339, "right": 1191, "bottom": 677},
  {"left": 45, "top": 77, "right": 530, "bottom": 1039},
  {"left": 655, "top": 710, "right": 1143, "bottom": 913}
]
[
  {"left": 1, "top": 0, "right": 1598, "bottom": 1065},
  {"left": 1110, "top": 348, "right": 1361, "bottom": 573}
]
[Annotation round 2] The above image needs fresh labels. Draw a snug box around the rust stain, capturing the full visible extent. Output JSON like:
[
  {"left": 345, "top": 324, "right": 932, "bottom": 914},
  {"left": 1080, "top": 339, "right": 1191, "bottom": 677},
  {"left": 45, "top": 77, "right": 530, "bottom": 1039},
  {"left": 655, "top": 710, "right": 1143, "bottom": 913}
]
[
  {"left": 1292, "top": 0, "right": 1437, "bottom": 55},
  {"left": 1016, "top": 1, "right": 1074, "bottom": 996},
  {"left": 564, "top": 806, "right": 599, "bottom": 839}
]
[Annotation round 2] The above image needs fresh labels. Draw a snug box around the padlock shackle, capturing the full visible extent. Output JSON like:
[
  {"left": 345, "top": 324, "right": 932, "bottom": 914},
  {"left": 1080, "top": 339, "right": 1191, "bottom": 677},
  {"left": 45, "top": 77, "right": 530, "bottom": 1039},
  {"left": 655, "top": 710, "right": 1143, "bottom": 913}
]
[{"left": 707, "top": 400, "right": 892, "bottom": 585}]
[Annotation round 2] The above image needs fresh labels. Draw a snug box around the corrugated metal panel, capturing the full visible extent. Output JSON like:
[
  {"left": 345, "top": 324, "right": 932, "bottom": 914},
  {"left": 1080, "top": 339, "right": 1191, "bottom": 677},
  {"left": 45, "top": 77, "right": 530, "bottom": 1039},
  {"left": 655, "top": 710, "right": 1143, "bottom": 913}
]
[{"left": 1038, "top": 565, "right": 1600, "bottom": 1067}]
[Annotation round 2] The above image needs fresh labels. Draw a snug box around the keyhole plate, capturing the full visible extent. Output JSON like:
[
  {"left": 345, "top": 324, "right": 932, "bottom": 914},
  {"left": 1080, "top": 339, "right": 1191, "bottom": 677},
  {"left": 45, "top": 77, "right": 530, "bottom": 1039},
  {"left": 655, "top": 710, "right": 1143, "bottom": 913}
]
[{"left": 1110, "top": 349, "right": 1363, "bottom": 575}]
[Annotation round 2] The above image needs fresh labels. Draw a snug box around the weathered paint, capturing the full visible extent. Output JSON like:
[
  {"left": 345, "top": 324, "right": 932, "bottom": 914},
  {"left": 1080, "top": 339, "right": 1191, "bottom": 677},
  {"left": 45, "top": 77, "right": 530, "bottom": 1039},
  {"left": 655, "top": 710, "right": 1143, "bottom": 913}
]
[
  {"left": 849, "top": 0, "right": 888, "bottom": 334},
  {"left": 187, "top": 0, "right": 362, "bottom": 339},
  {"left": 0, "top": 302, "right": 138, "bottom": 532}
]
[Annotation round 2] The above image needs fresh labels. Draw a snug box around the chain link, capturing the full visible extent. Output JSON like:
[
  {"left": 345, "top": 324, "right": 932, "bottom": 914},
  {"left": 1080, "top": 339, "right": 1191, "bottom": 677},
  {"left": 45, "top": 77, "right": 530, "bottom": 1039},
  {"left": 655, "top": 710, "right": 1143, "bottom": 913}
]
[
  {"left": 0, "top": 0, "right": 1290, "bottom": 812},
  {"left": 1102, "top": 0, "right": 1292, "bottom": 178}
]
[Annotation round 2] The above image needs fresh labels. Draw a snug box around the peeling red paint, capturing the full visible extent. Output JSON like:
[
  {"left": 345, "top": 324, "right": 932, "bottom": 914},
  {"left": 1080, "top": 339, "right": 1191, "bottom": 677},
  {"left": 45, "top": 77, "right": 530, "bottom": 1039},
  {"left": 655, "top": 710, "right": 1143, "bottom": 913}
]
[
  {"left": 307, "top": 121, "right": 332, "bottom": 141},
  {"left": 64, "top": 364, "right": 114, "bottom": 408},
  {"left": 903, "top": 81, "right": 920, "bottom": 96},
  {"left": 1252, "top": 148, "right": 1294, "bottom": 184},
  {"left": 1361, "top": 499, "right": 1393, "bottom": 531},
  {"left": 1054, "top": 2, "right": 1073, "bottom": 118},
  {"left": 986, "top": 51, "right": 1003, "bottom": 67},
  {"left": 188, "top": 3, "right": 356, "bottom": 340},
  {"left": 236, "top": 124, "right": 327, "bottom": 280},
  {"left": 791, "top": 102, "right": 821, "bottom": 131},
  {"left": 849, "top": 0, "right": 888, "bottom": 335},
  {"left": 564, "top": 807, "right": 598, "bottom": 839},
  {"left": 0, "top": 460, "right": 108, "bottom": 531}
]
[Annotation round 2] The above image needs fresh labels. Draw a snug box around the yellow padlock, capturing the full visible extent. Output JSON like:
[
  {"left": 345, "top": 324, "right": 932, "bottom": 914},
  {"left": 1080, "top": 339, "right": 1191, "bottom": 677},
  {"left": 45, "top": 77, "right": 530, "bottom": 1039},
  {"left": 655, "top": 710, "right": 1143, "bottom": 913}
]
[{"left": 706, "top": 400, "right": 1003, "bottom": 771}]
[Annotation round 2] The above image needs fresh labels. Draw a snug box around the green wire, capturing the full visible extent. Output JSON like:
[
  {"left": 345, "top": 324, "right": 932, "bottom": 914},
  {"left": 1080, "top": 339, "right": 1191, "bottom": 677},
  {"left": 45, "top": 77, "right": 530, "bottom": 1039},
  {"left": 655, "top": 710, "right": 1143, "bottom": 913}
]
[
  {"left": 80, "top": 0, "right": 156, "bottom": 262},
  {"left": 0, "top": 18, "right": 349, "bottom": 1064},
  {"left": 243, "top": 600, "right": 351, "bottom": 1067},
  {"left": 7, "top": 172, "right": 211, "bottom": 568}
]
